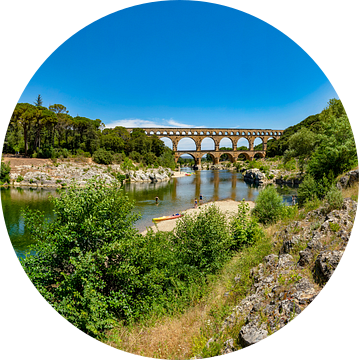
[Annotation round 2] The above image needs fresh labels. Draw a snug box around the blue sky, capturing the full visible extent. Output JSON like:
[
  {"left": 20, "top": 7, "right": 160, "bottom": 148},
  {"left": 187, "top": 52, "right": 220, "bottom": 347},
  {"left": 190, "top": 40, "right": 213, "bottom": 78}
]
[{"left": 19, "top": 0, "right": 338, "bottom": 143}]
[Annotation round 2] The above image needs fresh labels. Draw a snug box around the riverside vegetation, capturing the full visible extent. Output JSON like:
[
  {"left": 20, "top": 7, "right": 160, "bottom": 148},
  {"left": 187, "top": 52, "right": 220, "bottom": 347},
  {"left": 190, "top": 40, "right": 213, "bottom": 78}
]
[{"left": 9, "top": 98, "right": 359, "bottom": 358}]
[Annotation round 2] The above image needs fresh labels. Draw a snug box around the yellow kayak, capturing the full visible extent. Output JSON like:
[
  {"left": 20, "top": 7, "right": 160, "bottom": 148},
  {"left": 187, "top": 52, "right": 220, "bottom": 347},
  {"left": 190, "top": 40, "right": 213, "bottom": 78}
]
[{"left": 152, "top": 213, "right": 183, "bottom": 222}]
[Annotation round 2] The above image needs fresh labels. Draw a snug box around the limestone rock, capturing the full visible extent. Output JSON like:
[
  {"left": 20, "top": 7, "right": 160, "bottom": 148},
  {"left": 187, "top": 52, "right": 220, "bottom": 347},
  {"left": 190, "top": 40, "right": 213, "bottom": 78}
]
[
  {"left": 315, "top": 250, "right": 344, "bottom": 283},
  {"left": 238, "top": 322, "right": 268, "bottom": 348}
]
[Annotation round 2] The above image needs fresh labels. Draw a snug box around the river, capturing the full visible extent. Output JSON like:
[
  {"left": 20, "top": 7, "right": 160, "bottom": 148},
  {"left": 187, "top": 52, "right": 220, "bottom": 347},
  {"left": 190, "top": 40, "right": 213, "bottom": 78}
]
[{"left": 1, "top": 169, "right": 297, "bottom": 259}]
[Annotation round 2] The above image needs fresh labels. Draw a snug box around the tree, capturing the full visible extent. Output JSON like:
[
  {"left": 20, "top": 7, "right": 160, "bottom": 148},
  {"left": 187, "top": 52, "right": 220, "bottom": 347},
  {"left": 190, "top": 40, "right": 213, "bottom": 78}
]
[
  {"left": 308, "top": 115, "right": 357, "bottom": 179},
  {"left": 21, "top": 180, "right": 142, "bottom": 336},
  {"left": 252, "top": 186, "right": 284, "bottom": 224},
  {"left": 33, "top": 94, "right": 43, "bottom": 107},
  {"left": 283, "top": 127, "right": 317, "bottom": 171},
  {"left": 11, "top": 103, "right": 35, "bottom": 155}
]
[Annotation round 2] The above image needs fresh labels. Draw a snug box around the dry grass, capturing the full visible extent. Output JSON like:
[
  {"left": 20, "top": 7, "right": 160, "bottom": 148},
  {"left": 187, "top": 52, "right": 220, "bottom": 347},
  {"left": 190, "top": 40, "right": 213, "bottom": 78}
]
[
  {"left": 104, "top": 272, "right": 232, "bottom": 359},
  {"left": 342, "top": 182, "right": 359, "bottom": 201},
  {"left": 105, "top": 306, "right": 208, "bottom": 359}
]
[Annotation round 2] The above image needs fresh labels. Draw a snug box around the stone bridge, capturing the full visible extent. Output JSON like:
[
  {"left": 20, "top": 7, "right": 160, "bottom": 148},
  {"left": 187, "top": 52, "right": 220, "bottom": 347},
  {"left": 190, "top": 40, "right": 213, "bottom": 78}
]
[{"left": 126, "top": 127, "right": 284, "bottom": 167}]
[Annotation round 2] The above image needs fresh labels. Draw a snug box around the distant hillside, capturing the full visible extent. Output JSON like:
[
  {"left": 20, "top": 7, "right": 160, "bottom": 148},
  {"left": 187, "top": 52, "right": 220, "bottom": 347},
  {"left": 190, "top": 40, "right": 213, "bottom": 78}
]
[{"left": 266, "top": 114, "right": 322, "bottom": 157}]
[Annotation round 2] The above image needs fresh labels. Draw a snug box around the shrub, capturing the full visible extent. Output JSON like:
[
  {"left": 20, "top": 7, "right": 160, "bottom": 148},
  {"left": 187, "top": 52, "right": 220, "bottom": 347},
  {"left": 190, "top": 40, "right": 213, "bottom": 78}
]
[
  {"left": 324, "top": 185, "right": 344, "bottom": 213},
  {"left": 297, "top": 174, "right": 317, "bottom": 206},
  {"left": 231, "top": 200, "right": 260, "bottom": 249},
  {"left": 172, "top": 205, "right": 232, "bottom": 274},
  {"left": 252, "top": 185, "right": 284, "bottom": 225},
  {"left": 16, "top": 175, "right": 24, "bottom": 182},
  {"left": 113, "top": 153, "right": 123, "bottom": 164},
  {"left": 21, "top": 179, "right": 141, "bottom": 336},
  {"left": 0, "top": 161, "right": 11, "bottom": 184},
  {"left": 129, "top": 151, "right": 142, "bottom": 163},
  {"left": 92, "top": 148, "right": 113, "bottom": 165}
]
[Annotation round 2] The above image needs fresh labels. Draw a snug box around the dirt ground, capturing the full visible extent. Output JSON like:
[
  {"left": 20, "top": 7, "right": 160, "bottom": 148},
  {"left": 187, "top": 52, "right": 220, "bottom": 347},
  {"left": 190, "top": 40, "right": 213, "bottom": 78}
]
[{"left": 1, "top": 155, "right": 53, "bottom": 168}]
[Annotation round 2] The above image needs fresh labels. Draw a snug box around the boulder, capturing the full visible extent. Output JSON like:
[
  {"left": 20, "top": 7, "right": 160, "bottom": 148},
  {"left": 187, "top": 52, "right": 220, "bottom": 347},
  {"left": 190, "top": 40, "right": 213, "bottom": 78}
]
[
  {"left": 238, "top": 321, "right": 268, "bottom": 348},
  {"left": 315, "top": 250, "right": 344, "bottom": 283},
  {"left": 243, "top": 169, "right": 266, "bottom": 184}
]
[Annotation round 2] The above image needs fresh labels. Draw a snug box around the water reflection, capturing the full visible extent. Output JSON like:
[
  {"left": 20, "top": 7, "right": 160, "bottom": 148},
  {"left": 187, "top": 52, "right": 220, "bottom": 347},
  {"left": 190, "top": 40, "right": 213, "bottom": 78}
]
[{"left": 2, "top": 170, "right": 297, "bottom": 258}]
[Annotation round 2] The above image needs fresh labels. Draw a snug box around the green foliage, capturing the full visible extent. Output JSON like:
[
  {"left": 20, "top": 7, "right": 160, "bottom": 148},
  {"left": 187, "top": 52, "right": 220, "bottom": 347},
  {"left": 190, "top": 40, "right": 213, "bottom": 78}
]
[
  {"left": 16, "top": 175, "right": 24, "bottom": 182},
  {"left": 324, "top": 185, "right": 344, "bottom": 213},
  {"left": 297, "top": 173, "right": 333, "bottom": 206},
  {"left": 252, "top": 186, "right": 284, "bottom": 225},
  {"left": 92, "top": 148, "right": 114, "bottom": 165},
  {"left": 21, "top": 180, "right": 263, "bottom": 338},
  {"left": 307, "top": 115, "right": 357, "bottom": 180},
  {"left": 173, "top": 205, "right": 232, "bottom": 274},
  {"left": 0, "top": 161, "right": 11, "bottom": 184},
  {"left": 122, "top": 157, "right": 134, "bottom": 171},
  {"left": 21, "top": 180, "right": 141, "bottom": 336},
  {"left": 283, "top": 127, "right": 316, "bottom": 171},
  {"left": 129, "top": 151, "right": 142, "bottom": 163},
  {"left": 297, "top": 174, "right": 317, "bottom": 206},
  {"left": 267, "top": 114, "right": 322, "bottom": 157},
  {"left": 159, "top": 150, "right": 176, "bottom": 170},
  {"left": 231, "top": 201, "right": 260, "bottom": 249}
]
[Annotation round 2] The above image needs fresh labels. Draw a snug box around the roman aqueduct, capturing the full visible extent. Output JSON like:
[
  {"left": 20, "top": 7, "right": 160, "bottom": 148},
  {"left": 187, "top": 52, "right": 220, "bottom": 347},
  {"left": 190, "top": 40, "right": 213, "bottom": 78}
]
[{"left": 126, "top": 127, "right": 284, "bottom": 167}]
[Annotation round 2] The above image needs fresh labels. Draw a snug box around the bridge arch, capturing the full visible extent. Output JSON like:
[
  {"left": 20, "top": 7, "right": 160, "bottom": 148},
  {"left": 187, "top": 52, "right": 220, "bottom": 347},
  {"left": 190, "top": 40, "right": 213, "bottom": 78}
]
[
  {"left": 237, "top": 152, "right": 251, "bottom": 161},
  {"left": 219, "top": 137, "right": 234, "bottom": 149},
  {"left": 237, "top": 137, "right": 250, "bottom": 150},
  {"left": 201, "top": 137, "right": 215, "bottom": 151},
  {"left": 219, "top": 152, "right": 236, "bottom": 163},
  {"left": 160, "top": 137, "right": 173, "bottom": 150},
  {"left": 177, "top": 137, "right": 196, "bottom": 151},
  {"left": 202, "top": 152, "right": 216, "bottom": 165},
  {"left": 253, "top": 137, "right": 264, "bottom": 151}
]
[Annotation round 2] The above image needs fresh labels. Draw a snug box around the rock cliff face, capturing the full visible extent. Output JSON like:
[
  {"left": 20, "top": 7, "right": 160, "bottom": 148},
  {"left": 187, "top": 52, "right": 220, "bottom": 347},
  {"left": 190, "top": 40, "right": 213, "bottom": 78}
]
[
  {"left": 205, "top": 195, "right": 357, "bottom": 355},
  {"left": 8, "top": 161, "right": 173, "bottom": 187},
  {"left": 243, "top": 169, "right": 268, "bottom": 185}
]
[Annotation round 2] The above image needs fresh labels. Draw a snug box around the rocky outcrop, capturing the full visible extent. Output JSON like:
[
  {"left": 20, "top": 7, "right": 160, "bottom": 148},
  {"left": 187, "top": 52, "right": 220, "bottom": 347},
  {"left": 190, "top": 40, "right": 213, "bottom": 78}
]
[
  {"left": 204, "top": 197, "right": 357, "bottom": 355},
  {"left": 9, "top": 161, "right": 173, "bottom": 187},
  {"left": 275, "top": 172, "right": 303, "bottom": 186},
  {"left": 243, "top": 169, "right": 267, "bottom": 185},
  {"left": 336, "top": 169, "right": 359, "bottom": 189}
]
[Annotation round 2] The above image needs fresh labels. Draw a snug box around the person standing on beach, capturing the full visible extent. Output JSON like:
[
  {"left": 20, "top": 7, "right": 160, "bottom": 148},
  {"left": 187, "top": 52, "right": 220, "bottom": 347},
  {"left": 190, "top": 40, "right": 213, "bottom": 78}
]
[{"left": 194, "top": 198, "right": 198, "bottom": 208}]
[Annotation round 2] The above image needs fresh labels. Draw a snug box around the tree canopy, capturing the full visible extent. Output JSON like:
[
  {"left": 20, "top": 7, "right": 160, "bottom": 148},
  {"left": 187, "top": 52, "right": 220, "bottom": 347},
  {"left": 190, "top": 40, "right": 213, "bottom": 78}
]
[{"left": 4, "top": 100, "right": 176, "bottom": 168}]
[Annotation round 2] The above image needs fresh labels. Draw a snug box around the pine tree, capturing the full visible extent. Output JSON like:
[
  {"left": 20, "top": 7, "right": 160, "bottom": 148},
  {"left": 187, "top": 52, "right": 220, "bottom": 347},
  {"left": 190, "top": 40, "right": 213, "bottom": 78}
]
[{"left": 33, "top": 94, "right": 43, "bottom": 107}]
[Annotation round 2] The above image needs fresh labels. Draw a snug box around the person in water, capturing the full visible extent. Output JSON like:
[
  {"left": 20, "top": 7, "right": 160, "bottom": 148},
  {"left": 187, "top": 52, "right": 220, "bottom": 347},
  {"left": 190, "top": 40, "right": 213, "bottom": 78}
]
[
  {"left": 155, "top": 196, "right": 159, "bottom": 205},
  {"left": 194, "top": 198, "right": 198, "bottom": 208},
  {"left": 199, "top": 194, "right": 203, "bottom": 204}
]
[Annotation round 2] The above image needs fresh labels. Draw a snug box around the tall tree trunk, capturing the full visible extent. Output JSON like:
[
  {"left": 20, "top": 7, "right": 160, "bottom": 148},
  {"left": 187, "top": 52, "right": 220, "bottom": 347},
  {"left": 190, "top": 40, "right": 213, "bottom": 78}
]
[{"left": 24, "top": 124, "right": 28, "bottom": 156}]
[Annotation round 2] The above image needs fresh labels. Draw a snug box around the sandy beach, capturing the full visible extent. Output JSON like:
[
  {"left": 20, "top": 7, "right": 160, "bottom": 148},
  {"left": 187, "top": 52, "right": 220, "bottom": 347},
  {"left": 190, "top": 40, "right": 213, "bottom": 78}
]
[
  {"left": 171, "top": 171, "right": 188, "bottom": 178},
  {"left": 141, "top": 199, "right": 255, "bottom": 235}
]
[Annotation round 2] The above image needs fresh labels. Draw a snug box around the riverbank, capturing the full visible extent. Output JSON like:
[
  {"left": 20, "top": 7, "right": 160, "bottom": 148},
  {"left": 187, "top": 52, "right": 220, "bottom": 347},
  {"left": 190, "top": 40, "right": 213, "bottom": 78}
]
[
  {"left": 141, "top": 199, "right": 255, "bottom": 235},
  {"left": 1, "top": 155, "right": 181, "bottom": 187}
]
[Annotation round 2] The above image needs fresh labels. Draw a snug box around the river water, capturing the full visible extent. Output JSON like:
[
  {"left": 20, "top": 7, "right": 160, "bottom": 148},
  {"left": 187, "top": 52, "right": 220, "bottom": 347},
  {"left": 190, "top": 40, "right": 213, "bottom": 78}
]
[{"left": 1, "top": 169, "right": 297, "bottom": 259}]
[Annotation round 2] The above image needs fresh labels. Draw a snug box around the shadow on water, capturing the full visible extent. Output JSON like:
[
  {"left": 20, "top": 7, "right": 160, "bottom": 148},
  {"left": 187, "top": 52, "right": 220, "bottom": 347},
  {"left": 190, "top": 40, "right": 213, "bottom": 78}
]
[{"left": 1, "top": 170, "right": 297, "bottom": 258}]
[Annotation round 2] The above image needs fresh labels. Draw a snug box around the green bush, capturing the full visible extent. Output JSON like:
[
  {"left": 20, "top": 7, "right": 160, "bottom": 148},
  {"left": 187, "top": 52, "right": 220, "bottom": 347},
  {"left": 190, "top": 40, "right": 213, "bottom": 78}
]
[
  {"left": 252, "top": 186, "right": 284, "bottom": 225},
  {"left": 231, "top": 201, "right": 260, "bottom": 249},
  {"left": 16, "top": 175, "right": 24, "bottom": 182},
  {"left": 21, "top": 179, "right": 142, "bottom": 336},
  {"left": 172, "top": 205, "right": 232, "bottom": 274},
  {"left": 324, "top": 185, "right": 344, "bottom": 213},
  {"left": 297, "top": 174, "right": 317, "bottom": 206},
  {"left": 129, "top": 151, "right": 142, "bottom": 163},
  {"left": 92, "top": 148, "right": 114, "bottom": 165},
  {"left": 0, "top": 161, "right": 11, "bottom": 184},
  {"left": 113, "top": 153, "right": 124, "bottom": 164}
]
